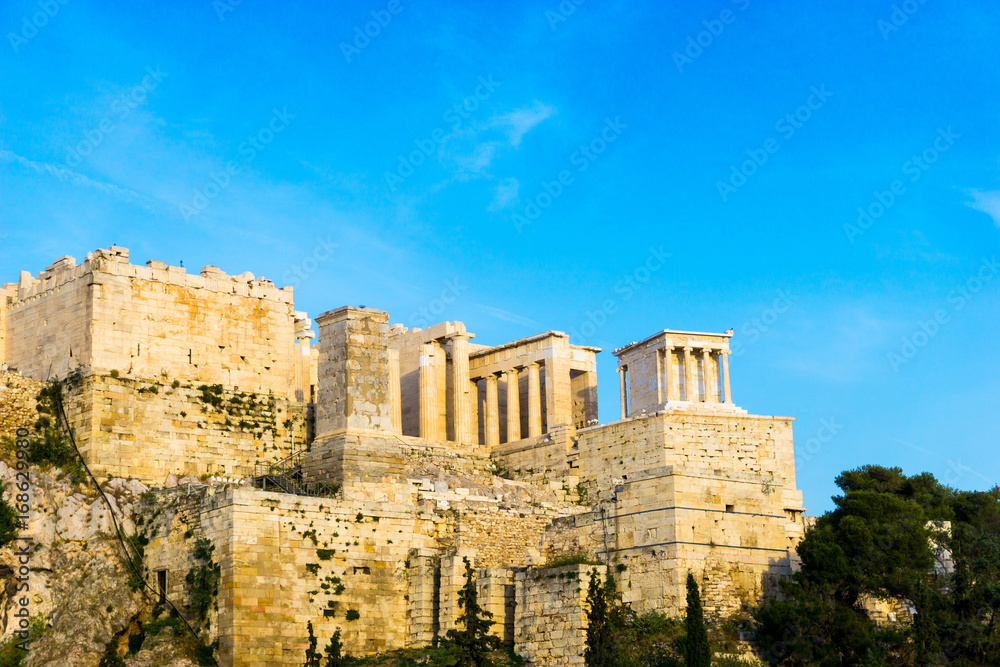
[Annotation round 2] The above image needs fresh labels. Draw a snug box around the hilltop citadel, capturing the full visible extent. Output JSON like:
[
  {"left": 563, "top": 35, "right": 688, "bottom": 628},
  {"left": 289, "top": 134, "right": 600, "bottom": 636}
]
[{"left": 0, "top": 246, "right": 807, "bottom": 666}]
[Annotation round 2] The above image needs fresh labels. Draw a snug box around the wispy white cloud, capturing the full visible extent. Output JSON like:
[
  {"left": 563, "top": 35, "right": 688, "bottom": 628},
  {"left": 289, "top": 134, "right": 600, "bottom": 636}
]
[
  {"left": 965, "top": 189, "right": 1000, "bottom": 228},
  {"left": 474, "top": 303, "right": 539, "bottom": 328},
  {"left": 440, "top": 102, "right": 557, "bottom": 180},
  {"left": 0, "top": 148, "right": 167, "bottom": 215},
  {"left": 493, "top": 101, "right": 557, "bottom": 148},
  {"left": 487, "top": 177, "right": 520, "bottom": 211}
]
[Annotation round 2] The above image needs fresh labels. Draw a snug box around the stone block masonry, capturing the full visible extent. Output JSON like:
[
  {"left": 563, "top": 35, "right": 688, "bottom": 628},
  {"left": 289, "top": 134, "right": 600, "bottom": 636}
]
[
  {"left": 60, "top": 370, "right": 308, "bottom": 483},
  {"left": 515, "top": 564, "right": 606, "bottom": 667},
  {"left": 2, "top": 246, "right": 312, "bottom": 399}
]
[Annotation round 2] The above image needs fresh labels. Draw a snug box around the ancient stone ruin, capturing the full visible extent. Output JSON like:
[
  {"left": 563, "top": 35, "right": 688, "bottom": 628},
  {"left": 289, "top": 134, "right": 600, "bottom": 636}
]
[{"left": 0, "top": 246, "right": 806, "bottom": 666}]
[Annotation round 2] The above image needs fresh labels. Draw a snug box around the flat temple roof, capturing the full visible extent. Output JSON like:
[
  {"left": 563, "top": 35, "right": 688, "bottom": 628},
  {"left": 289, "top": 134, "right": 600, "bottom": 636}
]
[{"left": 613, "top": 328, "right": 733, "bottom": 356}]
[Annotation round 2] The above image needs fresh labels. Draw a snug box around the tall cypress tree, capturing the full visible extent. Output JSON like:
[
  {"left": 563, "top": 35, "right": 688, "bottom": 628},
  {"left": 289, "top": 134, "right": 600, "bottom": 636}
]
[
  {"left": 684, "top": 573, "right": 711, "bottom": 667},
  {"left": 443, "top": 556, "right": 499, "bottom": 666},
  {"left": 584, "top": 568, "right": 613, "bottom": 667},
  {"left": 303, "top": 621, "right": 320, "bottom": 667}
]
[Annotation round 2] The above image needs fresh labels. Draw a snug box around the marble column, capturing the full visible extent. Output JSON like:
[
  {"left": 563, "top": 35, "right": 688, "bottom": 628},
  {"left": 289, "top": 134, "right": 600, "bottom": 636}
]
[
  {"left": 682, "top": 347, "right": 693, "bottom": 402},
  {"left": 485, "top": 373, "right": 499, "bottom": 449},
  {"left": 701, "top": 348, "right": 713, "bottom": 402},
  {"left": 388, "top": 348, "right": 402, "bottom": 434},
  {"left": 655, "top": 350, "right": 663, "bottom": 404},
  {"left": 527, "top": 362, "right": 542, "bottom": 437},
  {"left": 449, "top": 334, "right": 473, "bottom": 444},
  {"left": 419, "top": 343, "right": 438, "bottom": 439},
  {"left": 504, "top": 367, "right": 520, "bottom": 443},
  {"left": 664, "top": 346, "right": 675, "bottom": 402},
  {"left": 619, "top": 366, "right": 628, "bottom": 419},
  {"left": 721, "top": 349, "right": 733, "bottom": 404}
]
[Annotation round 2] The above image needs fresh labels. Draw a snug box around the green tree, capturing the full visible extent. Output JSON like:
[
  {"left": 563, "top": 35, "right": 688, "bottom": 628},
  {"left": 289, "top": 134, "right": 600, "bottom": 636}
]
[
  {"left": 0, "top": 481, "right": 20, "bottom": 548},
  {"left": 753, "top": 465, "right": 1000, "bottom": 666},
  {"left": 585, "top": 568, "right": 614, "bottom": 667},
  {"left": 441, "top": 556, "right": 500, "bottom": 666},
  {"left": 323, "top": 628, "right": 349, "bottom": 667},
  {"left": 683, "top": 574, "right": 710, "bottom": 667}
]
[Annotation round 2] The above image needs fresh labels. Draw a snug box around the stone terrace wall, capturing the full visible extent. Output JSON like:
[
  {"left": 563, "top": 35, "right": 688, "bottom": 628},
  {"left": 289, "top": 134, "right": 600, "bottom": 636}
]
[
  {"left": 0, "top": 370, "right": 45, "bottom": 441},
  {"left": 515, "top": 564, "right": 605, "bottom": 667},
  {"left": 576, "top": 411, "right": 799, "bottom": 501},
  {"left": 4, "top": 247, "right": 300, "bottom": 398},
  {"left": 179, "top": 487, "right": 439, "bottom": 667},
  {"left": 61, "top": 372, "right": 307, "bottom": 484}
]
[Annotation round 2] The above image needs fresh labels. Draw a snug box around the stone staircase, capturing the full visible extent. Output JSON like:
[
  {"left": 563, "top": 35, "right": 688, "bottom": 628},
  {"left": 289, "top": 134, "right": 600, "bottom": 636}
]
[{"left": 252, "top": 451, "right": 338, "bottom": 497}]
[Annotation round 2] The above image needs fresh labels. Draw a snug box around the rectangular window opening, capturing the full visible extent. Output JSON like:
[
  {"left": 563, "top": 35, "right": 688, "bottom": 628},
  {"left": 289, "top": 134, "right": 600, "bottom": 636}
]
[{"left": 156, "top": 569, "right": 167, "bottom": 604}]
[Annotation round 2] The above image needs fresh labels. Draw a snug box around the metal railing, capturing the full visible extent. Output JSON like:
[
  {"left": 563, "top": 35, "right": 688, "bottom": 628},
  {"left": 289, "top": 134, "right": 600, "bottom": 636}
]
[{"left": 252, "top": 450, "right": 339, "bottom": 497}]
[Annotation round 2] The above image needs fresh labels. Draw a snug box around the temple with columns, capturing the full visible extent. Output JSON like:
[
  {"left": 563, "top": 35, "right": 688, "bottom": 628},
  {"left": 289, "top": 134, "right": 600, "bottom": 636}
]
[{"left": 1, "top": 247, "right": 807, "bottom": 667}]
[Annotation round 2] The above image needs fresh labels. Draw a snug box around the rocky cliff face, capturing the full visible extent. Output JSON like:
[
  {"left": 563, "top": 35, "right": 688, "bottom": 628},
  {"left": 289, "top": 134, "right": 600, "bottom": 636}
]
[
  {"left": 0, "top": 462, "right": 206, "bottom": 666},
  {"left": 0, "top": 370, "right": 204, "bottom": 666}
]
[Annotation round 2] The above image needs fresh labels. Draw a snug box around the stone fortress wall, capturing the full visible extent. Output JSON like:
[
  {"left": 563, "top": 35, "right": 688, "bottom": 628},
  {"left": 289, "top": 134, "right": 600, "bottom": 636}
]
[{"left": 0, "top": 246, "right": 808, "bottom": 667}]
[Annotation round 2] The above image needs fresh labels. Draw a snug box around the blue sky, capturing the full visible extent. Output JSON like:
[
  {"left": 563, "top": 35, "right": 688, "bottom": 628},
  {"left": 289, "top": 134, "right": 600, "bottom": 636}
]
[{"left": 1, "top": 0, "right": 998, "bottom": 514}]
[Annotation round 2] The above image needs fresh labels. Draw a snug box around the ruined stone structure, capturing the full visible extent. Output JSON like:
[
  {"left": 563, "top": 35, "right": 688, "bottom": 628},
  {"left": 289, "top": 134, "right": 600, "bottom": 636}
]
[{"left": 0, "top": 247, "right": 807, "bottom": 667}]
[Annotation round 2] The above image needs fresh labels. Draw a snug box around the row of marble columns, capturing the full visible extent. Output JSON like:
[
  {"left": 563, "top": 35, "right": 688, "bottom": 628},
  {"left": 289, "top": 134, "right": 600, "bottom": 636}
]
[
  {"left": 477, "top": 361, "right": 544, "bottom": 449},
  {"left": 415, "top": 334, "right": 474, "bottom": 443},
  {"left": 619, "top": 346, "right": 732, "bottom": 417}
]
